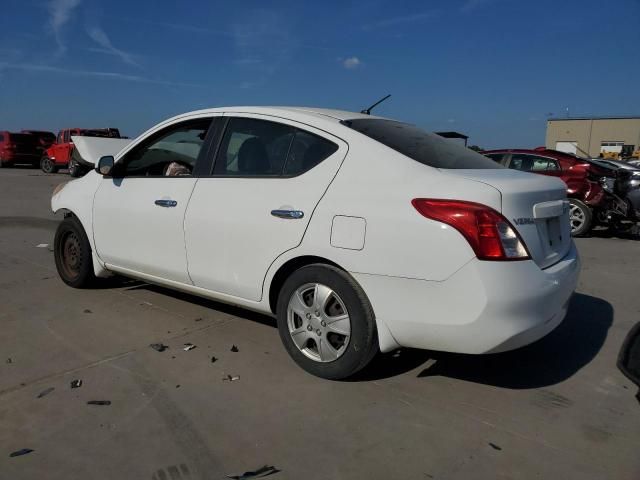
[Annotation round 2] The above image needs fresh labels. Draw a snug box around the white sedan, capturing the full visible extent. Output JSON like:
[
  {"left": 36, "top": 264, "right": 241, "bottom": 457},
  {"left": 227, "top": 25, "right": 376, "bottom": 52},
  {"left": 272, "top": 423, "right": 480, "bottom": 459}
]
[{"left": 51, "top": 107, "right": 580, "bottom": 379}]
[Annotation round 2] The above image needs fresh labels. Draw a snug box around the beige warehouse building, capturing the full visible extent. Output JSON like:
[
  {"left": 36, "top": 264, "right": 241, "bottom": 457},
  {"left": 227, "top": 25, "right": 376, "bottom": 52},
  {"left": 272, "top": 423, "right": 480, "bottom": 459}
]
[{"left": 546, "top": 116, "right": 640, "bottom": 158}]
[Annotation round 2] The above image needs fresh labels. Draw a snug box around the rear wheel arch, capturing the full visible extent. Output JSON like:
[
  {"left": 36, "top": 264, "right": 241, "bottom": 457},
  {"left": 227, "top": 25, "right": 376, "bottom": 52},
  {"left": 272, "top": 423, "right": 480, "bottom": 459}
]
[{"left": 268, "top": 255, "right": 344, "bottom": 314}]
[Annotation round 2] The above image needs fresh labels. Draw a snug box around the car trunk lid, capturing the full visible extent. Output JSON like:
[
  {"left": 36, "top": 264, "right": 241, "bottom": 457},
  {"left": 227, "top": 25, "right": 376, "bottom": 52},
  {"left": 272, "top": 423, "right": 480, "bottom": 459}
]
[{"left": 440, "top": 169, "right": 571, "bottom": 269}]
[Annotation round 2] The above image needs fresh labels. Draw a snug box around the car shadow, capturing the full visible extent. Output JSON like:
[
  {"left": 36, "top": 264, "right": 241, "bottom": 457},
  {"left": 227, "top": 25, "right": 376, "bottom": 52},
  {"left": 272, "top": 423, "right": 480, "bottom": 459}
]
[
  {"left": 415, "top": 293, "right": 613, "bottom": 389},
  {"left": 589, "top": 227, "right": 639, "bottom": 241},
  {"left": 119, "top": 284, "right": 612, "bottom": 387},
  {"left": 123, "top": 283, "right": 277, "bottom": 329}
]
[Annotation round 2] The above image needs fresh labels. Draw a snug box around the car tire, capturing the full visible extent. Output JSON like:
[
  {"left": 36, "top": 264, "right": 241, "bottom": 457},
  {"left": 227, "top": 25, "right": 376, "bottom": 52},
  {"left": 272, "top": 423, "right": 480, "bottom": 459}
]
[
  {"left": 569, "top": 198, "right": 592, "bottom": 237},
  {"left": 276, "top": 264, "right": 378, "bottom": 380},
  {"left": 68, "top": 159, "right": 82, "bottom": 177},
  {"left": 41, "top": 157, "right": 58, "bottom": 174},
  {"left": 54, "top": 216, "right": 97, "bottom": 288}
]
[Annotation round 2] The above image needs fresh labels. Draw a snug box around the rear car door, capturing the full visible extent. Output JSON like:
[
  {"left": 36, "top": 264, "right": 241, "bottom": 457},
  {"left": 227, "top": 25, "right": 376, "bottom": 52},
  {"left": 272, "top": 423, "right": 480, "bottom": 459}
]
[
  {"left": 93, "top": 117, "right": 215, "bottom": 284},
  {"left": 184, "top": 114, "right": 347, "bottom": 301}
]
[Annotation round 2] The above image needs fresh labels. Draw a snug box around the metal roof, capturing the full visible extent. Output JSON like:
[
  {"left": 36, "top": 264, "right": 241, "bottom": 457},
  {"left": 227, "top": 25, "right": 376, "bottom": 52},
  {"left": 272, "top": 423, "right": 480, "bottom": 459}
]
[{"left": 548, "top": 115, "right": 640, "bottom": 121}]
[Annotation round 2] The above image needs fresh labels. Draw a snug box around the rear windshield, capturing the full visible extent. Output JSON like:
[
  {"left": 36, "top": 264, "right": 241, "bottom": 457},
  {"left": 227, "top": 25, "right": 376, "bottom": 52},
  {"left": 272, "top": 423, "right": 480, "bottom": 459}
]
[{"left": 342, "top": 119, "right": 502, "bottom": 169}]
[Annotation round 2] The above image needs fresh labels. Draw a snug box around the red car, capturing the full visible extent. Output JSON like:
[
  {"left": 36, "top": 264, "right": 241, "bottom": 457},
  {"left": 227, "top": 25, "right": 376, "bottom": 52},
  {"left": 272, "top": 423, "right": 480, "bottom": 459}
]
[
  {"left": 0, "top": 131, "right": 40, "bottom": 167},
  {"left": 41, "top": 128, "right": 121, "bottom": 175},
  {"left": 483, "top": 148, "right": 614, "bottom": 236}
]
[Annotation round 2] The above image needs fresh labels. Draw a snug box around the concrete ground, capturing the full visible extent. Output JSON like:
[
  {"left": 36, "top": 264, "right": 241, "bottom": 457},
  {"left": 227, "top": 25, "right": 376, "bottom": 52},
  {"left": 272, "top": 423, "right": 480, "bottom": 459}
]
[{"left": 1, "top": 167, "right": 639, "bottom": 480}]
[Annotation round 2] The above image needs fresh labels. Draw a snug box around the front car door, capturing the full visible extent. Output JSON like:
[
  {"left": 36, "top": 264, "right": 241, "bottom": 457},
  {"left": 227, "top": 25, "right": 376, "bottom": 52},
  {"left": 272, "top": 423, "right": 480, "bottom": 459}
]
[
  {"left": 184, "top": 114, "right": 347, "bottom": 301},
  {"left": 92, "top": 116, "right": 215, "bottom": 284}
]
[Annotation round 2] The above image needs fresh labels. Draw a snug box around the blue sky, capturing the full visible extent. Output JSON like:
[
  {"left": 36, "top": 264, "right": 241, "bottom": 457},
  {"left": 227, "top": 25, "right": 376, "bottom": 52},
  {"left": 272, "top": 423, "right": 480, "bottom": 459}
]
[{"left": 1, "top": 0, "right": 639, "bottom": 148}]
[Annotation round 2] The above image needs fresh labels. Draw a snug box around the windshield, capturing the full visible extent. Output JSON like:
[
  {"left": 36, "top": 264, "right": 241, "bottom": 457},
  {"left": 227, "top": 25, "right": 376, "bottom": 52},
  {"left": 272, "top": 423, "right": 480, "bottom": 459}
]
[{"left": 341, "top": 118, "right": 502, "bottom": 169}]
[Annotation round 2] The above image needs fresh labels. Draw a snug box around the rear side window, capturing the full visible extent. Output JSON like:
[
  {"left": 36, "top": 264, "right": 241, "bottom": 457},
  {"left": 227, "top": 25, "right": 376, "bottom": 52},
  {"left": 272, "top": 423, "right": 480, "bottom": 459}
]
[
  {"left": 510, "top": 154, "right": 560, "bottom": 172},
  {"left": 283, "top": 131, "right": 338, "bottom": 176},
  {"left": 342, "top": 119, "right": 502, "bottom": 169},
  {"left": 484, "top": 153, "right": 505, "bottom": 163},
  {"left": 214, "top": 117, "right": 338, "bottom": 177},
  {"left": 0, "top": 134, "right": 4, "bottom": 142}
]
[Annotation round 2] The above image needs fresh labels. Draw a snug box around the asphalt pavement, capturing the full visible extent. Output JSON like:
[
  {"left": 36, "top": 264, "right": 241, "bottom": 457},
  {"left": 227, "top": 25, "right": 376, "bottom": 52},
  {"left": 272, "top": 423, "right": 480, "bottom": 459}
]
[{"left": 1, "top": 167, "right": 639, "bottom": 479}]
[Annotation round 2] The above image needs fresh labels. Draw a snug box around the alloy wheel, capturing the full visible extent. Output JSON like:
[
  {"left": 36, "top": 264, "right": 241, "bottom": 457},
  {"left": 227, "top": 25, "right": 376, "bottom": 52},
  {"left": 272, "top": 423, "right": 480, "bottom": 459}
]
[
  {"left": 286, "top": 283, "right": 351, "bottom": 363},
  {"left": 569, "top": 203, "right": 586, "bottom": 233}
]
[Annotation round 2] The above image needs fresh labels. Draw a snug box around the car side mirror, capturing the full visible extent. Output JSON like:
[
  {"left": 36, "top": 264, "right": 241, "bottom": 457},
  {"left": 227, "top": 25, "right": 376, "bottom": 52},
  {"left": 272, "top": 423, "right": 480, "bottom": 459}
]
[
  {"left": 618, "top": 322, "right": 640, "bottom": 404},
  {"left": 96, "top": 156, "right": 115, "bottom": 176}
]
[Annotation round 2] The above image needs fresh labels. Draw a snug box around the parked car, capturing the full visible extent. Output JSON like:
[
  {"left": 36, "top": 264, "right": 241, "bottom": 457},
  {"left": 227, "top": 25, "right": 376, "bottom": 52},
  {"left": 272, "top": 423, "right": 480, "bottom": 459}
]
[
  {"left": 483, "top": 148, "right": 616, "bottom": 236},
  {"left": 51, "top": 107, "right": 579, "bottom": 379},
  {"left": 41, "top": 128, "right": 122, "bottom": 175},
  {"left": 0, "top": 131, "right": 40, "bottom": 167},
  {"left": 591, "top": 158, "right": 640, "bottom": 172},
  {"left": 21, "top": 130, "right": 56, "bottom": 150}
]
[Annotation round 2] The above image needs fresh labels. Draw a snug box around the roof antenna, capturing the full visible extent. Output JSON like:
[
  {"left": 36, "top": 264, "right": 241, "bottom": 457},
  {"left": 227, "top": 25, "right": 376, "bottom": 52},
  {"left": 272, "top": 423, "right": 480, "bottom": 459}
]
[{"left": 361, "top": 94, "right": 391, "bottom": 115}]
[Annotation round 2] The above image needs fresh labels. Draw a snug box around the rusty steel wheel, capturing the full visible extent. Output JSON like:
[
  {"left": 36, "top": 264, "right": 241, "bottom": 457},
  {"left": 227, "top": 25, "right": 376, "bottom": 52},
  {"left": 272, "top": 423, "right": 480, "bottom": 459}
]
[{"left": 54, "top": 216, "right": 96, "bottom": 288}]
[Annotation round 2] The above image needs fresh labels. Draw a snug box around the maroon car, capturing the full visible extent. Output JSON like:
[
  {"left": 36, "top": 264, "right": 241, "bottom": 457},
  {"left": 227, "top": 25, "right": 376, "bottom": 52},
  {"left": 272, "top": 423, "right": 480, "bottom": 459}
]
[
  {"left": 483, "top": 147, "right": 615, "bottom": 236},
  {"left": 0, "top": 131, "right": 40, "bottom": 168}
]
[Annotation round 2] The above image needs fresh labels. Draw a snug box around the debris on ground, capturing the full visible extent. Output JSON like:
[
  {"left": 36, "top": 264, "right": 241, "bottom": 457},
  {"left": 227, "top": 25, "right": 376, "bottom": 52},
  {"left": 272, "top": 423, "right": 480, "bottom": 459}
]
[
  {"left": 83, "top": 309, "right": 92, "bottom": 314},
  {"left": 222, "top": 375, "right": 240, "bottom": 382},
  {"left": 194, "top": 317, "right": 203, "bottom": 322},
  {"left": 70, "top": 379, "right": 82, "bottom": 389},
  {"left": 227, "top": 465, "right": 279, "bottom": 479},
  {"left": 37, "top": 387, "right": 55, "bottom": 398},
  {"left": 211, "top": 356, "right": 218, "bottom": 363},
  {"left": 6, "top": 358, "right": 12, "bottom": 364},
  {"left": 9, "top": 448, "right": 34, "bottom": 458},
  {"left": 87, "top": 400, "right": 111, "bottom": 406},
  {"left": 183, "top": 343, "right": 196, "bottom": 351},
  {"left": 230, "top": 345, "right": 239, "bottom": 352},
  {"left": 150, "top": 343, "right": 169, "bottom": 352},
  {"left": 176, "top": 385, "right": 181, "bottom": 389},
  {"left": 488, "top": 442, "right": 502, "bottom": 451},
  {"left": 35, "top": 243, "right": 49, "bottom": 248},
  {"left": 140, "top": 301, "right": 153, "bottom": 306}
]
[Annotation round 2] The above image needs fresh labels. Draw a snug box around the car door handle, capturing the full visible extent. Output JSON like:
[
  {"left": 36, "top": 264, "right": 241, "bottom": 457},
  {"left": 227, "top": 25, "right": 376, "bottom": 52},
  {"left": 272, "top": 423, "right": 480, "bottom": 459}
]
[
  {"left": 271, "top": 209, "right": 304, "bottom": 219},
  {"left": 155, "top": 199, "right": 178, "bottom": 207}
]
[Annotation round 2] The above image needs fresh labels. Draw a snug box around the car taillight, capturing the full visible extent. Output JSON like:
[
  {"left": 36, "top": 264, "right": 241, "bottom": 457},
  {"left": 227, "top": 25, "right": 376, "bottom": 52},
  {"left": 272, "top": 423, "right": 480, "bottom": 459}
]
[{"left": 411, "top": 199, "right": 530, "bottom": 261}]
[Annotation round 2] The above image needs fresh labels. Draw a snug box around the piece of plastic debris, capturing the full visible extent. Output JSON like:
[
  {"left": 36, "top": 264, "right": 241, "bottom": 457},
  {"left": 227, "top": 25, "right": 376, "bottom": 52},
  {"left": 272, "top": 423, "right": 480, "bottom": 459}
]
[
  {"left": 227, "top": 465, "right": 279, "bottom": 479},
  {"left": 37, "top": 387, "right": 55, "bottom": 398},
  {"left": 488, "top": 442, "right": 502, "bottom": 451},
  {"left": 211, "top": 356, "right": 218, "bottom": 363},
  {"left": 140, "top": 301, "right": 153, "bottom": 306},
  {"left": 70, "top": 379, "right": 82, "bottom": 389},
  {"left": 230, "top": 345, "right": 239, "bottom": 352},
  {"left": 150, "top": 343, "right": 169, "bottom": 352},
  {"left": 176, "top": 384, "right": 181, "bottom": 389},
  {"left": 87, "top": 400, "right": 111, "bottom": 406},
  {"left": 6, "top": 358, "right": 11, "bottom": 364},
  {"left": 83, "top": 309, "right": 92, "bottom": 314},
  {"left": 222, "top": 375, "right": 240, "bottom": 382},
  {"left": 183, "top": 343, "right": 197, "bottom": 351},
  {"left": 35, "top": 243, "right": 49, "bottom": 248},
  {"left": 194, "top": 317, "right": 203, "bottom": 322},
  {"left": 9, "top": 449, "right": 34, "bottom": 458}
]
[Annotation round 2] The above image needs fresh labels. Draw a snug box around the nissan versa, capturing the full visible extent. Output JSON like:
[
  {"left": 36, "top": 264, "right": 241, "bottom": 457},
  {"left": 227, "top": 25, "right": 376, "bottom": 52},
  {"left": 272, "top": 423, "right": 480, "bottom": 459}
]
[{"left": 51, "top": 107, "right": 581, "bottom": 379}]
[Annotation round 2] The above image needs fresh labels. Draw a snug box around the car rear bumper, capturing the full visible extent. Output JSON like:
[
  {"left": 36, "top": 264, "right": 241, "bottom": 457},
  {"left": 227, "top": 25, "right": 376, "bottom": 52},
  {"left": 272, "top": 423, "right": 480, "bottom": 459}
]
[{"left": 353, "top": 242, "right": 580, "bottom": 354}]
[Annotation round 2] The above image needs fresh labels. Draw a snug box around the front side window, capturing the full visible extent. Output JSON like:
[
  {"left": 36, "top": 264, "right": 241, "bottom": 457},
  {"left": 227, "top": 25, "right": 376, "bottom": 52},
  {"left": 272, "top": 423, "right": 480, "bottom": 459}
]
[
  {"left": 342, "top": 118, "right": 502, "bottom": 169},
  {"left": 120, "top": 119, "right": 211, "bottom": 177},
  {"left": 213, "top": 118, "right": 338, "bottom": 177}
]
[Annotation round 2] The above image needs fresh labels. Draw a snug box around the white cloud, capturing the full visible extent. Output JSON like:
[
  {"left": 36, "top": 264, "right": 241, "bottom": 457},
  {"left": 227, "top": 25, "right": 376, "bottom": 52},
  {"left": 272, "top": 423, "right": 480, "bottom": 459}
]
[
  {"left": 86, "top": 26, "right": 139, "bottom": 67},
  {"left": 0, "top": 62, "right": 199, "bottom": 87},
  {"left": 342, "top": 57, "right": 362, "bottom": 70},
  {"left": 363, "top": 11, "right": 437, "bottom": 30},
  {"left": 48, "top": 0, "right": 82, "bottom": 54}
]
